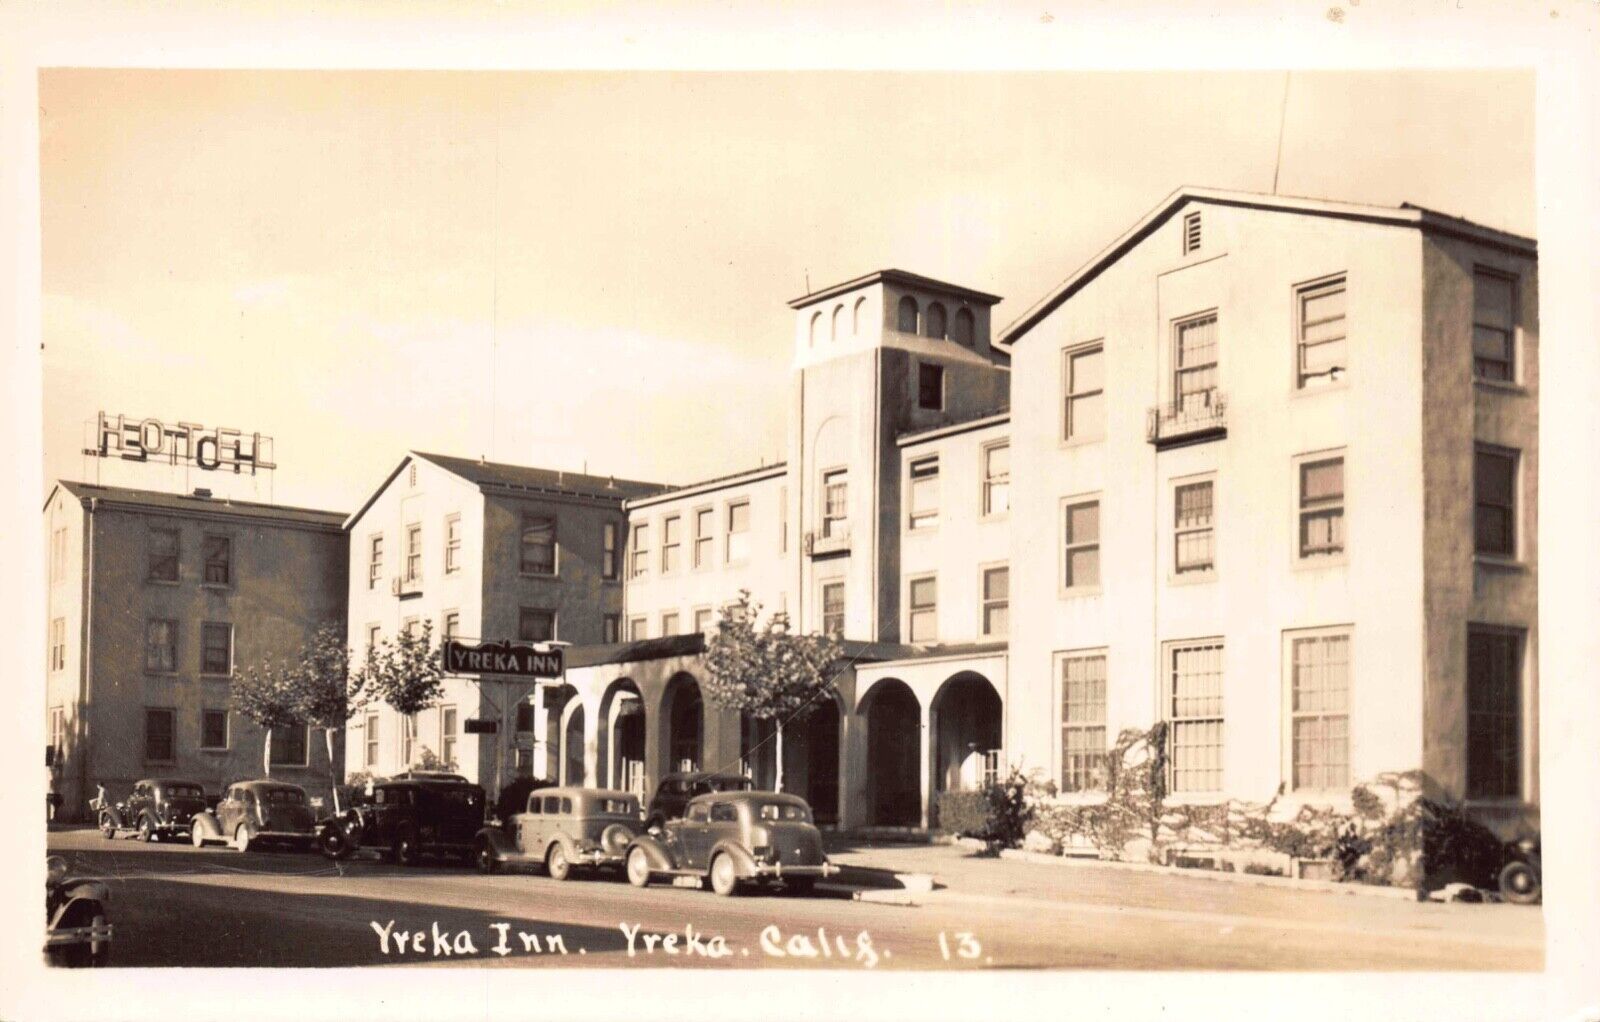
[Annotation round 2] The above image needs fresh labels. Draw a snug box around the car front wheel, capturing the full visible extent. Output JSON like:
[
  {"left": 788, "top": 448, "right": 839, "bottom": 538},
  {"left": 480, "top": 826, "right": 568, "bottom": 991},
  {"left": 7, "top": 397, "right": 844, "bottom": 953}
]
[
  {"left": 393, "top": 830, "right": 420, "bottom": 867},
  {"left": 191, "top": 822, "right": 207, "bottom": 847},
  {"left": 1499, "top": 861, "right": 1540, "bottom": 904},
  {"left": 625, "top": 848, "right": 653, "bottom": 888},
  {"left": 137, "top": 817, "right": 154, "bottom": 842},
  {"left": 475, "top": 837, "right": 499, "bottom": 875},
  {"left": 98, "top": 813, "right": 115, "bottom": 839},
  {"left": 233, "top": 824, "right": 253, "bottom": 853},
  {"left": 709, "top": 853, "right": 739, "bottom": 897}
]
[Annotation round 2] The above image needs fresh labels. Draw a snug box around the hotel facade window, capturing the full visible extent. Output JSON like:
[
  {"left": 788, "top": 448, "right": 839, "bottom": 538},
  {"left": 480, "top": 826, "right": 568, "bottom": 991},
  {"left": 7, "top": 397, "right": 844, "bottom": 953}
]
[
  {"left": 982, "top": 441, "right": 1009, "bottom": 516},
  {"left": 145, "top": 708, "right": 175, "bottom": 763},
  {"left": 907, "top": 575, "right": 937, "bottom": 643},
  {"left": 693, "top": 607, "right": 713, "bottom": 633},
  {"left": 1296, "top": 275, "right": 1347, "bottom": 388},
  {"left": 1060, "top": 652, "right": 1107, "bottom": 792},
  {"left": 925, "top": 302, "right": 947, "bottom": 340},
  {"left": 1474, "top": 447, "right": 1518, "bottom": 558},
  {"left": 1173, "top": 479, "right": 1215, "bottom": 576},
  {"left": 442, "top": 611, "right": 460, "bottom": 640},
  {"left": 201, "top": 709, "right": 229, "bottom": 750},
  {"left": 50, "top": 708, "right": 65, "bottom": 759},
  {"left": 368, "top": 534, "right": 383, "bottom": 589},
  {"left": 628, "top": 616, "right": 648, "bottom": 642},
  {"left": 405, "top": 523, "right": 422, "bottom": 581},
  {"left": 1174, "top": 313, "right": 1218, "bottom": 411},
  {"left": 661, "top": 611, "right": 680, "bottom": 636},
  {"left": 821, "top": 581, "right": 845, "bottom": 637},
  {"left": 1165, "top": 640, "right": 1224, "bottom": 793},
  {"left": 519, "top": 607, "right": 556, "bottom": 643},
  {"left": 602, "top": 521, "right": 620, "bottom": 579},
  {"left": 444, "top": 514, "right": 462, "bottom": 574},
  {"left": 917, "top": 363, "right": 944, "bottom": 411},
  {"left": 201, "top": 622, "right": 233, "bottom": 676},
  {"left": 603, "top": 614, "right": 620, "bottom": 643},
  {"left": 981, "top": 565, "right": 1009, "bottom": 638},
  {"left": 831, "top": 304, "right": 843, "bottom": 341},
  {"left": 630, "top": 522, "right": 650, "bottom": 578},
  {"left": 1467, "top": 627, "right": 1523, "bottom": 799},
  {"left": 520, "top": 514, "right": 556, "bottom": 576},
  {"left": 441, "top": 706, "right": 458, "bottom": 768},
  {"left": 661, "top": 515, "right": 682, "bottom": 573},
  {"left": 1062, "top": 344, "right": 1104, "bottom": 442},
  {"left": 202, "top": 534, "right": 232, "bottom": 586},
  {"left": 148, "top": 527, "right": 179, "bottom": 582},
  {"left": 50, "top": 526, "right": 66, "bottom": 582},
  {"left": 364, "top": 712, "right": 380, "bottom": 767},
  {"left": 1297, "top": 454, "right": 1345, "bottom": 559},
  {"left": 272, "top": 723, "right": 309, "bottom": 767},
  {"left": 1472, "top": 269, "right": 1516, "bottom": 382},
  {"left": 822, "top": 471, "right": 847, "bottom": 538},
  {"left": 1061, "top": 498, "right": 1101, "bottom": 591},
  {"left": 1287, "top": 629, "right": 1351, "bottom": 791},
  {"left": 952, "top": 307, "right": 975, "bottom": 347},
  {"left": 897, "top": 295, "right": 919, "bottom": 333},
  {"left": 726, "top": 500, "right": 751, "bottom": 563},
  {"left": 49, "top": 617, "right": 65, "bottom": 672},
  {"left": 145, "top": 619, "right": 177, "bottom": 674},
  {"left": 692, "top": 507, "right": 713, "bottom": 568},
  {"left": 908, "top": 456, "right": 939, "bottom": 530}
]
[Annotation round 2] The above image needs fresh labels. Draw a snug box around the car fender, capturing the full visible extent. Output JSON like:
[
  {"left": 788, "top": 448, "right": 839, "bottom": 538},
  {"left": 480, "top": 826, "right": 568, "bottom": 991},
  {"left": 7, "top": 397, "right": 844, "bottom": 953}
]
[
  {"left": 709, "top": 840, "right": 760, "bottom": 878},
  {"left": 49, "top": 884, "right": 110, "bottom": 929},
  {"left": 190, "top": 811, "right": 223, "bottom": 841},
  {"left": 625, "top": 834, "right": 678, "bottom": 872},
  {"left": 549, "top": 832, "right": 583, "bottom": 861},
  {"left": 101, "top": 805, "right": 126, "bottom": 830},
  {"left": 476, "top": 827, "right": 517, "bottom": 861}
]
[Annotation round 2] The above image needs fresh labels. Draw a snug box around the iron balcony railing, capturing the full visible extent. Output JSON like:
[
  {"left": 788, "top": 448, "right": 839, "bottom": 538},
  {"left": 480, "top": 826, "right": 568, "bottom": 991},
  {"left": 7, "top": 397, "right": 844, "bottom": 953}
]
[{"left": 1146, "top": 389, "right": 1227, "bottom": 448}]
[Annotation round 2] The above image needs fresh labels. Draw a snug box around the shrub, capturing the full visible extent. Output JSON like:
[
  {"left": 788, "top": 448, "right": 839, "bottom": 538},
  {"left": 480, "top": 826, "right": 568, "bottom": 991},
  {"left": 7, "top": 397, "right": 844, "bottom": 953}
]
[
  {"left": 935, "top": 769, "right": 1035, "bottom": 848},
  {"left": 935, "top": 790, "right": 991, "bottom": 839},
  {"left": 1243, "top": 862, "right": 1285, "bottom": 877}
]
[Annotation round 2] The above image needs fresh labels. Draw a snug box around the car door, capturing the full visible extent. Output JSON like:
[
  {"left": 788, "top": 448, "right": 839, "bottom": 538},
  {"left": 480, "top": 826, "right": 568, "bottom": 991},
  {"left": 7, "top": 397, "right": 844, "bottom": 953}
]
[
  {"left": 678, "top": 801, "right": 714, "bottom": 869},
  {"left": 217, "top": 786, "right": 240, "bottom": 833},
  {"left": 513, "top": 796, "right": 540, "bottom": 856}
]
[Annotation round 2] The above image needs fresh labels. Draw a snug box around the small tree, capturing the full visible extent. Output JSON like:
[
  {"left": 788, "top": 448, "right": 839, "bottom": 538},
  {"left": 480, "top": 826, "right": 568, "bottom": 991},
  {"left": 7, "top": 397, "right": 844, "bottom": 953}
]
[
  {"left": 702, "top": 591, "right": 842, "bottom": 792},
  {"left": 366, "top": 620, "right": 446, "bottom": 717},
  {"left": 235, "top": 623, "right": 366, "bottom": 793},
  {"left": 232, "top": 655, "right": 311, "bottom": 779}
]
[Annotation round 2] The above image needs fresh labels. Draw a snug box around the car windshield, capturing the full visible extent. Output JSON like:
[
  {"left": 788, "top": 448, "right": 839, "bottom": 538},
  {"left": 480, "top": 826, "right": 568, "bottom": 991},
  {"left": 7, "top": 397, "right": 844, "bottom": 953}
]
[
  {"left": 709, "top": 777, "right": 752, "bottom": 791},
  {"left": 262, "top": 788, "right": 305, "bottom": 805},
  {"left": 599, "top": 798, "right": 636, "bottom": 815},
  {"left": 756, "top": 802, "right": 810, "bottom": 823},
  {"left": 166, "top": 784, "right": 203, "bottom": 798}
]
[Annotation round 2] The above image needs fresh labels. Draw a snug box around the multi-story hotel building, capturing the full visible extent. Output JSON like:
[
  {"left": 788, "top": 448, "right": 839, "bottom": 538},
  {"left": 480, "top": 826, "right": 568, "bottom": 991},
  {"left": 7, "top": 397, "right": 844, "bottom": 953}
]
[{"left": 43, "top": 482, "right": 348, "bottom": 819}]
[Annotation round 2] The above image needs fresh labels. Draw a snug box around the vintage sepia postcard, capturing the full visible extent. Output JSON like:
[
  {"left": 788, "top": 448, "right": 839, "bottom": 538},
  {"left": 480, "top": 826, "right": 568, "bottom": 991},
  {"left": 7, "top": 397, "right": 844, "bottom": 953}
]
[{"left": 3, "top": 4, "right": 1597, "bottom": 1021}]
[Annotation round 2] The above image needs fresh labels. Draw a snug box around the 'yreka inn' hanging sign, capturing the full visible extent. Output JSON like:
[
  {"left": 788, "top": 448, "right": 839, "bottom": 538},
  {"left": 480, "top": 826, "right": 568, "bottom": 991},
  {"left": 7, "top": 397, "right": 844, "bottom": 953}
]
[
  {"left": 442, "top": 639, "right": 565, "bottom": 679},
  {"left": 84, "top": 412, "right": 277, "bottom": 475}
]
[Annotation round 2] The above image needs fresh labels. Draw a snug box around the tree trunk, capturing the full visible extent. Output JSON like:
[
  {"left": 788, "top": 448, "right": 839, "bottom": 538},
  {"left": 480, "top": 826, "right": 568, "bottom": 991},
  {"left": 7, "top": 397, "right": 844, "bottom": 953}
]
[
  {"left": 775, "top": 721, "right": 785, "bottom": 793},
  {"left": 325, "top": 727, "right": 340, "bottom": 813},
  {"left": 263, "top": 727, "right": 273, "bottom": 777}
]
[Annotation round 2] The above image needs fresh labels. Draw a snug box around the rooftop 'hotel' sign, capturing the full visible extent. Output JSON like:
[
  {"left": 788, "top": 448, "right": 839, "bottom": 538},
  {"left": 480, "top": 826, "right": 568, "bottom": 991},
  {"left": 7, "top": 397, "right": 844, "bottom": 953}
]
[{"left": 84, "top": 412, "right": 277, "bottom": 475}]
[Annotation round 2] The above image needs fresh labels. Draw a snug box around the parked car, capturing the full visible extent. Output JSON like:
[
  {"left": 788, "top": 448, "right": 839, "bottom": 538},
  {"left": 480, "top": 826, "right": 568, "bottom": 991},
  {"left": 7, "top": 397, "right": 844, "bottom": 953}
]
[
  {"left": 190, "top": 780, "right": 318, "bottom": 852},
  {"left": 95, "top": 778, "right": 207, "bottom": 842},
  {"left": 644, "top": 771, "right": 754, "bottom": 829},
  {"left": 493, "top": 776, "right": 557, "bottom": 825},
  {"left": 625, "top": 791, "right": 838, "bottom": 896},
  {"left": 475, "top": 786, "right": 641, "bottom": 879},
  {"left": 1498, "top": 836, "right": 1542, "bottom": 905},
  {"left": 44, "top": 855, "right": 111, "bottom": 967},
  {"left": 321, "top": 776, "right": 486, "bottom": 865}
]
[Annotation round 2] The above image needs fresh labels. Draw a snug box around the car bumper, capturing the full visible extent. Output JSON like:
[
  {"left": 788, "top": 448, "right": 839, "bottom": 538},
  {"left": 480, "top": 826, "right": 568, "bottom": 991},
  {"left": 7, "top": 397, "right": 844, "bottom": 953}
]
[
  {"left": 255, "top": 830, "right": 316, "bottom": 842},
  {"left": 576, "top": 848, "right": 627, "bottom": 867},
  {"left": 748, "top": 862, "right": 839, "bottom": 880},
  {"left": 46, "top": 922, "right": 114, "bottom": 947}
]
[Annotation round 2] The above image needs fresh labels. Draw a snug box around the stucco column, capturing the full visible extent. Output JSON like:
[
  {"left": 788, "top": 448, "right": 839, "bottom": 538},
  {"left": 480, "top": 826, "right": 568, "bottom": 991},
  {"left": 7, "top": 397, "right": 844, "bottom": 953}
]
[
  {"left": 531, "top": 684, "right": 549, "bottom": 778},
  {"left": 919, "top": 704, "right": 934, "bottom": 830},
  {"left": 844, "top": 710, "right": 870, "bottom": 830},
  {"left": 583, "top": 693, "right": 601, "bottom": 789}
]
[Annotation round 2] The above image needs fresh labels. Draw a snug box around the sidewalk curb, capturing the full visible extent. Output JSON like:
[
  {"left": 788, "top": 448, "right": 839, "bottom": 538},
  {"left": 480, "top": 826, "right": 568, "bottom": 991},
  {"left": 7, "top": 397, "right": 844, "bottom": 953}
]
[
  {"left": 850, "top": 889, "right": 922, "bottom": 907},
  {"left": 996, "top": 849, "right": 1421, "bottom": 901}
]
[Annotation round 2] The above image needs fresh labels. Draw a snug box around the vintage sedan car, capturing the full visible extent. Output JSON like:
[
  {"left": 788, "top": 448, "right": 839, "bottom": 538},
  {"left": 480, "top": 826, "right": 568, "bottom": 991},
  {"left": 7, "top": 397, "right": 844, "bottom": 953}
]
[
  {"left": 320, "top": 776, "right": 486, "bottom": 865},
  {"left": 96, "top": 778, "right": 207, "bottom": 842},
  {"left": 475, "top": 787, "right": 640, "bottom": 880},
  {"left": 44, "top": 855, "right": 111, "bottom": 967},
  {"left": 625, "top": 791, "right": 838, "bottom": 896},
  {"left": 643, "top": 771, "right": 754, "bottom": 829},
  {"left": 190, "top": 780, "right": 318, "bottom": 852}
]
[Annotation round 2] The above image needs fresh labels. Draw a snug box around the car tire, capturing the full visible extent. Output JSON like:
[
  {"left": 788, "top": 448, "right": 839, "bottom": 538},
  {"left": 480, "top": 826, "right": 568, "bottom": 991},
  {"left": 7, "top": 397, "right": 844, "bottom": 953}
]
[
  {"left": 233, "top": 823, "right": 253, "bottom": 853},
  {"left": 137, "top": 817, "right": 154, "bottom": 843},
  {"left": 709, "top": 853, "right": 739, "bottom": 897},
  {"left": 319, "top": 826, "right": 354, "bottom": 861},
  {"left": 475, "top": 837, "right": 499, "bottom": 875},
  {"left": 546, "top": 843, "right": 572, "bottom": 882},
  {"left": 98, "top": 813, "right": 115, "bottom": 839},
  {"left": 625, "top": 847, "right": 653, "bottom": 889},
  {"left": 786, "top": 878, "right": 816, "bottom": 897},
  {"left": 393, "top": 830, "right": 420, "bottom": 867},
  {"left": 1498, "top": 861, "right": 1540, "bottom": 905},
  {"left": 191, "top": 822, "right": 207, "bottom": 848},
  {"left": 49, "top": 902, "right": 110, "bottom": 968}
]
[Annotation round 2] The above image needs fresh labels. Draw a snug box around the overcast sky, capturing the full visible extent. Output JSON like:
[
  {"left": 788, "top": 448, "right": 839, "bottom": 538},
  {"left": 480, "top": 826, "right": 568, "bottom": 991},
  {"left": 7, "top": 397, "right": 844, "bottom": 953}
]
[{"left": 40, "top": 69, "right": 1533, "bottom": 512}]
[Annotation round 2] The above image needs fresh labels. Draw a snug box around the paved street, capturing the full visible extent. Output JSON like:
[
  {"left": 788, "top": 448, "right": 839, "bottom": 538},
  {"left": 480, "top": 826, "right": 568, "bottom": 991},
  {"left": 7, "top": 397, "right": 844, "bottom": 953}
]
[{"left": 47, "top": 827, "right": 1542, "bottom": 970}]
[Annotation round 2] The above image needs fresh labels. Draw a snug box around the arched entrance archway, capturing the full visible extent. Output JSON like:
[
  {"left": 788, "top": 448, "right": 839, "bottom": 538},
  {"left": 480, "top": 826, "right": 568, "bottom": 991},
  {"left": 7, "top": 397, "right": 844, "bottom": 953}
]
[
  {"left": 931, "top": 672, "right": 1003, "bottom": 798},
  {"left": 858, "top": 679, "right": 921, "bottom": 827},
  {"left": 663, "top": 673, "right": 704, "bottom": 773},
  {"left": 562, "top": 703, "right": 586, "bottom": 786},
  {"left": 598, "top": 678, "right": 644, "bottom": 794},
  {"left": 541, "top": 684, "right": 578, "bottom": 781},
  {"left": 740, "top": 695, "right": 842, "bottom": 826}
]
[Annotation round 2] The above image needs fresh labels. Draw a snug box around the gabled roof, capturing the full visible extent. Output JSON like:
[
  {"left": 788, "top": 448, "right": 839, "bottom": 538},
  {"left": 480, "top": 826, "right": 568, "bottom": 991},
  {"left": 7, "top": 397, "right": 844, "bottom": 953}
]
[
  {"left": 788, "top": 268, "right": 1002, "bottom": 310},
  {"left": 49, "top": 480, "right": 345, "bottom": 529},
  {"left": 625, "top": 462, "right": 787, "bottom": 511},
  {"left": 344, "top": 451, "right": 670, "bottom": 530},
  {"left": 998, "top": 186, "right": 1537, "bottom": 349}
]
